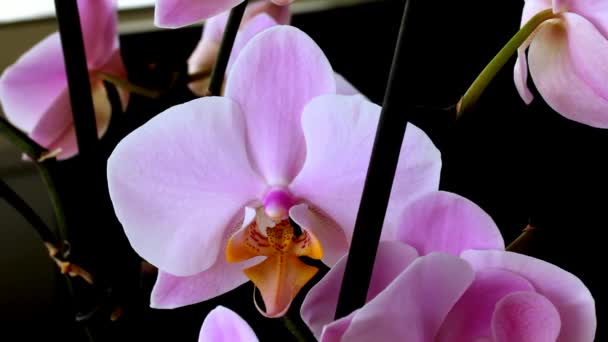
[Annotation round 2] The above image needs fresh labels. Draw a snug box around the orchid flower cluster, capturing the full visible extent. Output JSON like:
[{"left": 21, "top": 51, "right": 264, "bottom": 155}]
[{"left": 0, "top": 0, "right": 604, "bottom": 341}]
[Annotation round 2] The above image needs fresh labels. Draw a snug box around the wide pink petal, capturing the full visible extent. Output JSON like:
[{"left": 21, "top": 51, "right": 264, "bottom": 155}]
[
  {"left": 436, "top": 268, "right": 535, "bottom": 341},
  {"left": 78, "top": 0, "right": 119, "bottom": 69},
  {"left": 290, "top": 95, "right": 441, "bottom": 242},
  {"left": 528, "top": 14, "right": 608, "bottom": 128},
  {"left": 0, "top": 33, "right": 67, "bottom": 133},
  {"left": 301, "top": 240, "right": 419, "bottom": 339},
  {"left": 554, "top": 0, "right": 608, "bottom": 36},
  {"left": 199, "top": 306, "right": 258, "bottom": 342},
  {"left": 461, "top": 250, "right": 596, "bottom": 342},
  {"left": 396, "top": 191, "right": 504, "bottom": 256},
  {"left": 340, "top": 253, "right": 474, "bottom": 341},
  {"left": 155, "top": 0, "right": 244, "bottom": 28},
  {"left": 319, "top": 311, "right": 356, "bottom": 342},
  {"left": 107, "top": 97, "right": 265, "bottom": 276},
  {"left": 289, "top": 203, "right": 348, "bottom": 266},
  {"left": 226, "top": 14, "right": 281, "bottom": 74},
  {"left": 492, "top": 291, "right": 561, "bottom": 342},
  {"left": 225, "top": 26, "right": 336, "bottom": 185}
]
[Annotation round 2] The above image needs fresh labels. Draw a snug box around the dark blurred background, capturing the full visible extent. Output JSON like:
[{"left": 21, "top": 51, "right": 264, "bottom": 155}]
[{"left": 1, "top": 0, "right": 605, "bottom": 340}]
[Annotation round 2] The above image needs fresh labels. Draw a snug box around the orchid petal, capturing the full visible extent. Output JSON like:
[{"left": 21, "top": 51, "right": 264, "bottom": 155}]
[
  {"left": 289, "top": 203, "right": 348, "bottom": 266},
  {"left": 319, "top": 311, "right": 357, "bottom": 342},
  {"left": 396, "top": 191, "right": 504, "bottom": 256},
  {"left": 290, "top": 95, "right": 441, "bottom": 241},
  {"left": 78, "top": 0, "right": 119, "bottom": 69},
  {"left": 461, "top": 250, "right": 596, "bottom": 341},
  {"left": 340, "top": 253, "right": 474, "bottom": 341},
  {"left": 154, "top": 0, "right": 243, "bottom": 28},
  {"left": 108, "top": 97, "right": 264, "bottom": 276},
  {"left": 151, "top": 257, "right": 261, "bottom": 309},
  {"left": 436, "top": 268, "right": 535, "bottom": 341},
  {"left": 514, "top": 0, "right": 551, "bottom": 104},
  {"left": 492, "top": 291, "right": 561, "bottom": 342},
  {"left": 225, "top": 26, "right": 336, "bottom": 185},
  {"left": 0, "top": 33, "right": 66, "bottom": 134},
  {"left": 553, "top": 0, "right": 608, "bottom": 36},
  {"left": 528, "top": 14, "right": 608, "bottom": 128},
  {"left": 199, "top": 306, "right": 258, "bottom": 342},
  {"left": 301, "top": 240, "right": 418, "bottom": 339}
]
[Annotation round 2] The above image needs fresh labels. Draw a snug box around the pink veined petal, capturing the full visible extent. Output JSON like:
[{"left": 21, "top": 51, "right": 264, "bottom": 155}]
[
  {"left": 514, "top": 0, "right": 551, "bottom": 105},
  {"left": 0, "top": 33, "right": 67, "bottom": 133},
  {"left": 553, "top": 0, "right": 608, "bottom": 37},
  {"left": 461, "top": 250, "right": 596, "bottom": 342},
  {"left": 227, "top": 13, "right": 282, "bottom": 74},
  {"left": 107, "top": 97, "right": 265, "bottom": 276},
  {"left": 290, "top": 95, "right": 441, "bottom": 242},
  {"left": 289, "top": 203, "right": 348, "bottom": 267},
  {"left": 340, "top": 253, "right": 474, "bottom": 342},
  {"left": 154, "top": 0, "right": 244, "bottom": 28},
  {"left": 225, "top": 26, "right": 336, "bottom": 185},
  {"left": 199, "top": 306, "right": 259, "bottom": 342},
  {"left": 319, "top": 311, "right": 357, "bottom": 342},
  {"left": 492, "top": 291, "right": 562, "bottom": 342},
  {"left": 78, "top": 0, "right": 119, "bottom": 69},
  {"left": 528, "top": 14, "right": 608, "bottom": 128},
  {"left": 301, "top": 240, "right": 419, "bottom": 339},
  {"left": 395, "top": 191, "right": 504, "bottom": 256},
  {"left": 436, "top": 268, "right": 535, "bottom": 341}
]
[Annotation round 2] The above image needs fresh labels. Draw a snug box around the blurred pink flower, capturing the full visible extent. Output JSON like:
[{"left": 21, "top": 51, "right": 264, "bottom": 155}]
[
  {"left": 514, "top": 0, "right": 608, "bottom": 128},
  {"left": 155, "top": 0, "right": 293, "bottom": 28},
  {"left": 187, "top": 1, "right": 291, "bottom": 95},
  {"left": 107, "top": 26, "right": 440, "bottom": 317},
  {"left": 302, "top": 191, "right": 596, "bottom": 341},
  {"left": 199, "top": 306, "right": 258, "bottom": 342},
  {"left": 0, "top": 0, "right": 128, "bottom": 160}
]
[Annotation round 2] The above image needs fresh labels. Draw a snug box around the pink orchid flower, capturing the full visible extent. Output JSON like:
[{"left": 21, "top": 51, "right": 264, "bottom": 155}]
[
  {"left": 0, "top": 0, "right": 128, "bottom": 160},
  {"left": 187, "top": 2, "right": 359, "bottom": 97},
  {"left": 302, "top": 191, "right": 596, "bottom": 341},
  {"left": 187, "top": 1, "right": 291, "bottom": 96},
  {"left": 514, "top": 0, "right": 608, "bottom": 128},
  {"left": 155, "top": 0, "right": 293, "bottom": 28},
  {"left": 199, "top": 306, "right": 258, "bottom": 342},
  {"left": 107, "top": 26, "right": 441, "bottom": 317}
]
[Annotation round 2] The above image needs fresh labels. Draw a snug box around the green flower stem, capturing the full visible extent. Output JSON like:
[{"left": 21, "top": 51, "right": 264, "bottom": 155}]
[
  {"left": 281, "top": 316, "right": 312, "bottom": 342},
  {"left": 0, "top": 179, "right": 58, "bottom": 246},
  {"left": 97, "top": 71, "right": 163, "bottom": 99},
  {"left": 457, "top": 9, "right": 556, "bottom": 116},
  {"left": 0, "top": 116, "right": 45, "bottom": 159},
  {"left": 506, "top": 224, "right": 539, "bottom": 253},
  {"left": 0, "top": 117, "right": 69, "bottom": 250}
]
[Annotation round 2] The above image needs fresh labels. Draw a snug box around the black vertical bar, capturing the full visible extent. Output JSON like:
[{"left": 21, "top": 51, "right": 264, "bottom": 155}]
[
  {"left": 334, "top": 0, "right": 422, "bottom": 319},
  {"left": 207, "top": 0, "right": 249, "bottom": 96},
  {"left": 54, "top": 0, "right": 98, "bottom": 155}
]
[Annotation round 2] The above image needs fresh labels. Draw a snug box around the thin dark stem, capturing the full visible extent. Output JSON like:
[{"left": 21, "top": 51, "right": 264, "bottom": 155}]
[
  {"left": 54, "top": 0, "right": 98, "bottom": 156},
  {"left": 0, "top": 179, "right": 58, "bottom": 245},
  {"left": 281, "top": 316, "right": 310, "bottom": 342},
  {"left": 36, "top": 161, "right": 69, "bottom": 245},
  {"left": 506, "top": 224, "right": 538, "bottom": 253},
  {"left": 207, "top": 0, "right": 248, "bottom": 96},
  {"left": 334, "top": 0, "right": 420, "bottom": 320},
  {"left": 0, "top": 116, "right": 45, "bottom": 159}
]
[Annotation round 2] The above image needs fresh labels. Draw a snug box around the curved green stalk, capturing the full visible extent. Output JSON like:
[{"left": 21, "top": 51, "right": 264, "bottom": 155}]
[{"left": 457, "top": 9, "right": 556, "bottom": 116}]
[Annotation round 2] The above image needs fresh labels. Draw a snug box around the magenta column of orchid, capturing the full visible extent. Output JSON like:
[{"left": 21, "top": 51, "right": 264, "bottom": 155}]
[{"left": 333, "top": 0, "right": 424, "bottom": 319}]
